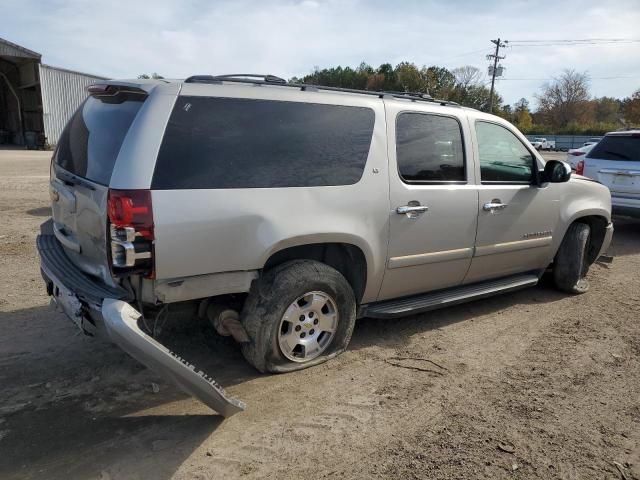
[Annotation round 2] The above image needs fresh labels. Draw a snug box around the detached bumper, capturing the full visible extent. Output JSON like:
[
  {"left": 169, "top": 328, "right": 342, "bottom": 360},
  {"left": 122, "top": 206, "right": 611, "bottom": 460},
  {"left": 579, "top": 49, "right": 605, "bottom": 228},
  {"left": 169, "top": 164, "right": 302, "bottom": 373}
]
[
  {"left": 101, "top": 299, "right": 245, "bottom": 417},
  {"left": 37, "top": 223, "right": 245, "bottom": 417}
]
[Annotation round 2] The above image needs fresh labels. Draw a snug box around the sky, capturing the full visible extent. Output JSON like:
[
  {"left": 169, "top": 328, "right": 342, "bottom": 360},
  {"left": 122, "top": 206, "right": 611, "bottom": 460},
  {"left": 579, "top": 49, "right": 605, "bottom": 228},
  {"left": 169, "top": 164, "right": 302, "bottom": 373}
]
[{"left": 3, "top": 0, "right": 640, "bottom": 107}]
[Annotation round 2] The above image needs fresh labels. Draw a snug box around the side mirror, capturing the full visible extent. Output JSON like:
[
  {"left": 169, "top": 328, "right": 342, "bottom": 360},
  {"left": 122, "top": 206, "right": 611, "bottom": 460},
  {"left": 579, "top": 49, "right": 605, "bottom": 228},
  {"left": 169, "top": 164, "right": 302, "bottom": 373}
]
[{"left": 542, "top": 160, "right": 571, "bottom": 183}]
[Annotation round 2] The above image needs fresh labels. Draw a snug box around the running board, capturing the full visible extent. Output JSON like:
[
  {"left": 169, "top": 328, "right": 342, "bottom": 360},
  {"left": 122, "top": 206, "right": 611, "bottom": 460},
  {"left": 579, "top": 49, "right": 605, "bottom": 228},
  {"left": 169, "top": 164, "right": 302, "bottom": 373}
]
[
  {"left": 361, "top": 274, "right": 539, "bottom": 319},
  {"left": 102, "top": 299, "right": 245, "bottom": 417}
]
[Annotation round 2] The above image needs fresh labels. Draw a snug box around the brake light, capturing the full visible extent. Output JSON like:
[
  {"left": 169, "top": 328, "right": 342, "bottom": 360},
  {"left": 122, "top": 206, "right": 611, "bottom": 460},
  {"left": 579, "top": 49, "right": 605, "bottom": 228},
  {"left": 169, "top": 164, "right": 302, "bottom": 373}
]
[
  {"left": 569, "top": 151, "right": 584, "bottom": 156},
  {"left": 576, "top": 160, "right": 584, "bottom": 175},
  {"left": 107, "top": 189, "right": 154, "bottom": 277}
]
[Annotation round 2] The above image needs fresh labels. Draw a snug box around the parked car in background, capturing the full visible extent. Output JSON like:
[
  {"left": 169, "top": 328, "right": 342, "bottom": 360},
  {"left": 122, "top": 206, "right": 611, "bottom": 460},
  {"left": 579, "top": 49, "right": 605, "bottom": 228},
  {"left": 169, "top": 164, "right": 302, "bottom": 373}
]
[
  {"left": 584, "top": 137, "right": 602, "bottom": 147},
  {"left": 530, "top": 137, "right": 556, "bottom": 151},
  {"left": 566, "top": 144, "right": 595, "bottom": 169},
  {"left": 37, "top": 75, "right": 613, "bottom": 417},
  {"left": 578, "top": 130, "right": 640, "bottom": 217}
]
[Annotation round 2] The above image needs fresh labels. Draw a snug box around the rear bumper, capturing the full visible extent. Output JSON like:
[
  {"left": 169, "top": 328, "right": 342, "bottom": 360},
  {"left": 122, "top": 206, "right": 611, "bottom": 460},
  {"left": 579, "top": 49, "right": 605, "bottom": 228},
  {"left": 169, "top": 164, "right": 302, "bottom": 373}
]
[
  {"left": 612, "top": 196, "right": 640, "bottom": 218},
  {"left": 36, "top": 223, "right": 245, "bottom": 417}
]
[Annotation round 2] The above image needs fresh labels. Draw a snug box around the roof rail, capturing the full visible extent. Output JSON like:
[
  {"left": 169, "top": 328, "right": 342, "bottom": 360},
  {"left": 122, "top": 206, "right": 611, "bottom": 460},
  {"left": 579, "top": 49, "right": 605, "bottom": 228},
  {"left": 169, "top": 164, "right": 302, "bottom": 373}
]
[
  {"left": 184, "top": 74, "right": 287, "bottom": 84},
  {"left": 183, "top": 74, "right": 458, "bottom": 106}
]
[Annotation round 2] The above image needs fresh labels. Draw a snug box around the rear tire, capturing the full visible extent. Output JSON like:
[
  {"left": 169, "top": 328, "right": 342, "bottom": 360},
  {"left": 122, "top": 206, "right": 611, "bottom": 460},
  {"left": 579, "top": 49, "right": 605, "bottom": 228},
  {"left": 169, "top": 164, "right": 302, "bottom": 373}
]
[
  {"left": 240, "top": 260, "right": 356, "bottom": 373},
  {"left": 553, "top": 222, "right": 591, "bottom": 294}
]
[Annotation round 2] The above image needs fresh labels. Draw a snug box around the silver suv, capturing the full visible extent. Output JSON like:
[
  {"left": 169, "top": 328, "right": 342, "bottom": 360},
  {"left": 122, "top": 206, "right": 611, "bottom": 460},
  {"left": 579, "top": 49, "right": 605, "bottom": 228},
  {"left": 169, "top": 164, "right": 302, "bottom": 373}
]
[
  {"left": 579, "top": 130, "right": 640, "bottom": 218},
  {"left": 38, "top": 74, "right": 613, "bottom": 417}
]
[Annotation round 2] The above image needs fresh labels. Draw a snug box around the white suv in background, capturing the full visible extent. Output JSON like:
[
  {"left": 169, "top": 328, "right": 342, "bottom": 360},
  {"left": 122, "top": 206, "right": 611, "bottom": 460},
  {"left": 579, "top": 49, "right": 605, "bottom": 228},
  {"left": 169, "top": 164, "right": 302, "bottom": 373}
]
[{"left": 579, "top": 130, "right": 640, "bottom": 218}]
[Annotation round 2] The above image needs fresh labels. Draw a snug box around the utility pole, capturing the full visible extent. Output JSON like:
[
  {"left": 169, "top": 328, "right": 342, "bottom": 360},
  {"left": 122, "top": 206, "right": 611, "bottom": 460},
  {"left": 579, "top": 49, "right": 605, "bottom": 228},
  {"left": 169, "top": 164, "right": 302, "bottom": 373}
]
[{"left": 487, "top": 38, "right": 507, "bottom": 113}]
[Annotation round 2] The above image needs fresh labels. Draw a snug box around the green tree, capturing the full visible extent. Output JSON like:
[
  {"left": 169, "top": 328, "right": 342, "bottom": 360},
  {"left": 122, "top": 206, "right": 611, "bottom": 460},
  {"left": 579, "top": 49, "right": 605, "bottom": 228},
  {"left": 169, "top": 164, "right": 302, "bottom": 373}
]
[
  {"left": 422, "top": 66, "right": 456, "bottom": 98},
  {"left": 394, "top": 62, "right": 424, "bottom": 92},
  {"left": 513, "top": 98, "right": 532, "bottom": 131}
]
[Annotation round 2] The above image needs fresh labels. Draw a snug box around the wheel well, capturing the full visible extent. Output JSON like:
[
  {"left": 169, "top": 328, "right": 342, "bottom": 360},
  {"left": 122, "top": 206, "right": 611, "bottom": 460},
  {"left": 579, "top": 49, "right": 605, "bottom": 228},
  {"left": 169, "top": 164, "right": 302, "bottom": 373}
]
[
  {"left": 263, "top": 243, "right": 368, "bottom": 303},
  {"left": 573, "top": 215, "right": 608, "bottom": 264}
]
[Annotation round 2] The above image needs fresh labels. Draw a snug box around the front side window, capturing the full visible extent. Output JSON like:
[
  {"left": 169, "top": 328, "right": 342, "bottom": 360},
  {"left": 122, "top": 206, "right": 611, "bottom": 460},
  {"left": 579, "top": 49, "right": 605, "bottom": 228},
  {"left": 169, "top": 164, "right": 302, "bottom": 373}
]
[
  {"left": 476, "top": 121, "right": 535, "bottom": 183},
  {"left": 396, "top": 113, "right": 465, "bottom": 182},
  {"left": 152, "top": 97, "right": 375, "bottom": 189}
]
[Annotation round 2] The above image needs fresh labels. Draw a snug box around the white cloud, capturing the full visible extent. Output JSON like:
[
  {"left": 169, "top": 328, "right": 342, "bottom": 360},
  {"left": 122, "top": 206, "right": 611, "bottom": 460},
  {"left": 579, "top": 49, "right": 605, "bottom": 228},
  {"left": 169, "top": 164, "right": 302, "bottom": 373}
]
[{"left": 3, "top": 0, "right": 639, "bottom": 104}]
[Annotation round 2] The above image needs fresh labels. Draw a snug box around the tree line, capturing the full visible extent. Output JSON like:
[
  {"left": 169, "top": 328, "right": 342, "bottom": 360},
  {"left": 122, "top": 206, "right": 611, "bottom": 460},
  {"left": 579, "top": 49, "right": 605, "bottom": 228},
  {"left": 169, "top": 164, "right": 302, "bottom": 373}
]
[{"left": 289, "top": 63, "right": 640, "bottom": 135}]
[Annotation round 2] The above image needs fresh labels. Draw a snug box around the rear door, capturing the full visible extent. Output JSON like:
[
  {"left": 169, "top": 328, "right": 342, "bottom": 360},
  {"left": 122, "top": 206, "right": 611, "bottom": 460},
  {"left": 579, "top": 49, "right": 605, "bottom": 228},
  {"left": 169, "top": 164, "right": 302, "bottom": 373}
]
[
  {"left": 377, "top": 104, "right": 478, "bottom": 301},
  {"left": 51, "top": 91, "right": 145, "bottom": 284},
  {"left": 583, "top": 133, "right": 640, "bottom": 200}
]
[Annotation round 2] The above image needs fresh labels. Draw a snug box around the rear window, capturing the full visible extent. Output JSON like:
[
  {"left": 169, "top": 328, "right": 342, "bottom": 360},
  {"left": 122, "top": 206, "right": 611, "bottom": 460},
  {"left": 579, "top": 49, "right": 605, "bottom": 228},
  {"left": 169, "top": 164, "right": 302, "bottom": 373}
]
[
  {"left": 54, "top": 96, "right": 144, "bottom": 185},
  {"left": 587, "top": 135, "right": 640, "bottom": 161},
  {"left": 152, "top": 97, "right": 375, "bottom": 189}
]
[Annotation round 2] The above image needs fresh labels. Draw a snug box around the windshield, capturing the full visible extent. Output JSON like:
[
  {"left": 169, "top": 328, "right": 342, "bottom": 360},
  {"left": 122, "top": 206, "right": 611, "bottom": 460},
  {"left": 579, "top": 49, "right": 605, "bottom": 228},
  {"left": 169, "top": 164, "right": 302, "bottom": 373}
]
[
  {"left": 533, "top": 138, "right": 544, "bottom": 142},
  {"left": 54, "top": 95, "right": 145, "bottom": 185}
]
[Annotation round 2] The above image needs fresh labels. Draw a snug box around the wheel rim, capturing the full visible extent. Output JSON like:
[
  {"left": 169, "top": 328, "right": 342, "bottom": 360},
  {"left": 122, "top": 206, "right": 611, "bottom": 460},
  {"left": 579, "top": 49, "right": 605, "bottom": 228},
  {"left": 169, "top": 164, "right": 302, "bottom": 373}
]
[{"left": 277, "top": 291, "right": 339, "bottom": 362}]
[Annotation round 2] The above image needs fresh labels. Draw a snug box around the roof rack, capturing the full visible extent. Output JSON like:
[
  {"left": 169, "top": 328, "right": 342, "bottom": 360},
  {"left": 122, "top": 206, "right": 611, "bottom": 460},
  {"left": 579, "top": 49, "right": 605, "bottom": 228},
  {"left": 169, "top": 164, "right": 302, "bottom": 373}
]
[
  {"left": 185, "top": 74, "right": 287, "bottom": 84},
  {"left": 183, "top": 74, "right": 458, "bottom": 107}
]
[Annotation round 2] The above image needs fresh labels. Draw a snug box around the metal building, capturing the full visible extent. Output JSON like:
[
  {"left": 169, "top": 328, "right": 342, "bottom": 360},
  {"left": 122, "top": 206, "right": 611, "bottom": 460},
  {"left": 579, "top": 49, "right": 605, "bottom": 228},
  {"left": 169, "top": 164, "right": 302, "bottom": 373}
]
[{"left": 0, "top": 37, "right": 107, "bottom": 147}]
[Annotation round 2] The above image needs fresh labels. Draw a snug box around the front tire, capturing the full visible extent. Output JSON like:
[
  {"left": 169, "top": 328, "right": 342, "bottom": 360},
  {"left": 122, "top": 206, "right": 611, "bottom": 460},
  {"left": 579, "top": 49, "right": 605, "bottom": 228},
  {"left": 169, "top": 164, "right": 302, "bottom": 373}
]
[
  {"left": 240, "top": 260, "right": 356, "bottom": 373},
  {"left": 553, "top": 222, "right": 591, "bottom": 294}
]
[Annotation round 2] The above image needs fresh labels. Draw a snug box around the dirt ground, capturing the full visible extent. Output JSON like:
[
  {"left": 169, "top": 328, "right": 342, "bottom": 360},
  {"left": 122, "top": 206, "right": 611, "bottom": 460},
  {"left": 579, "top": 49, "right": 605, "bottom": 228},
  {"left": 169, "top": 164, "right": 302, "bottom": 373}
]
[{"left": 0, "top": 149, "right": 638, "bottom": 480}]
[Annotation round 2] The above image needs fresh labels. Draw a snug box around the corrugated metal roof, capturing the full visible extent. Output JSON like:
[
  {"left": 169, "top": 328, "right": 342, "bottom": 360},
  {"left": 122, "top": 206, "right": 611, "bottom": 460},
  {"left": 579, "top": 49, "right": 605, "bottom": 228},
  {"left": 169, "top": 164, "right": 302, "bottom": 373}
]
[
  {"left": 39, "top": 64, "right": 110, "bottom": 145},
  {"left": 0, "top": 37, "right": 41, "bottom": 59}
]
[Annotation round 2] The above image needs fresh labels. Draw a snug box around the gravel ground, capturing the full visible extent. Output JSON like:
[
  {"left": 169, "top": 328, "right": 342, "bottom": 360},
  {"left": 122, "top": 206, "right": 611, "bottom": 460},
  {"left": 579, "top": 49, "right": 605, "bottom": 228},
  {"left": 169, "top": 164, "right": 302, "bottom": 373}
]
[{"left": 0, "top": 149, "right": 638, "bottom": 480}]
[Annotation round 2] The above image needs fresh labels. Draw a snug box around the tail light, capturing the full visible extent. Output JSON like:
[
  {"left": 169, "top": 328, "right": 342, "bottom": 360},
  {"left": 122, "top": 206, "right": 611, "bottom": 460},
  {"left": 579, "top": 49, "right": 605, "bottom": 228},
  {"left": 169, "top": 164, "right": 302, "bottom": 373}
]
[
  {"left": 569, "top": 151, "right": 584, "bottom": 156},
  {"left": 576, "top": 160, "right": 584, "bottom": 175},
  {"left": 107, "top": 189, "right": 154, "bottom": 277}
]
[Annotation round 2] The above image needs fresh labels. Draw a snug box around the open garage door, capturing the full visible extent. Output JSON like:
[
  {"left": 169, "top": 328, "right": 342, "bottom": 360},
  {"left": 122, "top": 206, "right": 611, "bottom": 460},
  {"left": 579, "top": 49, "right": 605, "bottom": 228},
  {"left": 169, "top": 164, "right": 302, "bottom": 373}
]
[{"left": 0, "top": 37, "right": 43, "bottom": 147}]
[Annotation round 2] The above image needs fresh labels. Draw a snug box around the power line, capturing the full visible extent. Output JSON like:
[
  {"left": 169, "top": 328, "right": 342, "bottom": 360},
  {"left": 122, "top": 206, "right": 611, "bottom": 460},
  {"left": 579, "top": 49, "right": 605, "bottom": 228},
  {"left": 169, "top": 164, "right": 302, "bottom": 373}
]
[
  {"left": 508, "top": 39, "right": 640, "bottom": 47},
  {"left": 509, "top": 38, "right": 640, "bottom": 43},
  {"left": 498, "top": 74, "right": 639, "bottom": 81}
]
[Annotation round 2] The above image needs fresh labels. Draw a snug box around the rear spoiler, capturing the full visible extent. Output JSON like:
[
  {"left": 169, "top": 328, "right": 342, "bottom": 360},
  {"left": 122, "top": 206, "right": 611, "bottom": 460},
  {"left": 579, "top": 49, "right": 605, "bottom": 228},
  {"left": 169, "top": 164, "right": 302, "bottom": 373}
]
[{"left": 87, "top": 84, "right": 148, "bottom": 103}]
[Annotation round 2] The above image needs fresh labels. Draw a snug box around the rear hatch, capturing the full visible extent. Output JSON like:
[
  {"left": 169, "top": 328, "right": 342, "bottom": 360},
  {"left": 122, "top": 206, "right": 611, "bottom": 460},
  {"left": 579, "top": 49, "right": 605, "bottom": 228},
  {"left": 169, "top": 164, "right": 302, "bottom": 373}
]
[
  {"left": 50, "top": 86, "right": 146, "bottom": 285},
  {"left": 583, "top": 132, "right": 640, "bottom": 198}
]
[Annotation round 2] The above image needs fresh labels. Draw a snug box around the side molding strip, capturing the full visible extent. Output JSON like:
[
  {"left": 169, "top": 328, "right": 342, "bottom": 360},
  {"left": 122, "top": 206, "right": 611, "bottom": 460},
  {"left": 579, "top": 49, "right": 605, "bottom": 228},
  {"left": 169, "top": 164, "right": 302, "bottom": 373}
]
[
  {"left": 388, "top": 247, "right": 473, "bottom": 269},
  {"left": 474, "top": 236, "right": 552, "bottom": 257}
]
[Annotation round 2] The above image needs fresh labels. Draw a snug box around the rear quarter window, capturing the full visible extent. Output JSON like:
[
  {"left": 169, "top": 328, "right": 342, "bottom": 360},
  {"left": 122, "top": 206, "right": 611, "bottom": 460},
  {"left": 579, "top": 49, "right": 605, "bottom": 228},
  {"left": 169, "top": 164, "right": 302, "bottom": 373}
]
[
  {"left": 152, "top": 97, "right": 375, "bottom": 189},
  {"left": 586, "top": 135, "right": 640, "bottom": 161}
]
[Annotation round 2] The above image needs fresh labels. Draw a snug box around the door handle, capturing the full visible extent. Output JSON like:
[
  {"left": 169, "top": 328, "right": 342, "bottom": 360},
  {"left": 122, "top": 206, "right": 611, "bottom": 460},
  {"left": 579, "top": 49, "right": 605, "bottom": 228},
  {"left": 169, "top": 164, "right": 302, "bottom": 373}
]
[
  {"left": 483, "top": 201, "right": 508, "bottom": 212},
  {"left": 396, "top": 205, "right": 429, "bottom": 216}
]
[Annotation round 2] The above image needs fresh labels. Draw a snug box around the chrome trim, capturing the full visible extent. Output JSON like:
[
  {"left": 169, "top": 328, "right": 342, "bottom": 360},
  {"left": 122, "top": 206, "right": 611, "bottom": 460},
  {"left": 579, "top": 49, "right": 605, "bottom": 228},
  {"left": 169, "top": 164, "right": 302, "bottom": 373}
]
[
  {"left": 110, "top": 224, "right": 137, "bottom": 242},
  {"left": 483, "top": 201, "right": 508, "bottom": 212},
  {"left": 388, "top": 247, "right": 473, "bottom": 269},
  {"left": 396, "top": 205, "right": 429, "bottom": 215},
  {"left": 110, "top": 239, "right": 151, "bottom": 267},
  {"left": 598, "top": 169, "right": 640, "bottom": 176},
  {"left": 474, "top": 236, "right": 552, "bottom": 257}
]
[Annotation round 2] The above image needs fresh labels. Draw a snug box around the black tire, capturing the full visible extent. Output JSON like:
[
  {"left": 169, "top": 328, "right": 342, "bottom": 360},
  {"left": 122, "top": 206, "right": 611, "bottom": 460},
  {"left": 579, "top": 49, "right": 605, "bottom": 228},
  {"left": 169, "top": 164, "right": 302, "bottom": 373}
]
[
  {"left": 553, "top": 222, "right": 591, "bottom": 294},
  {"left": 240, "top": 260, "right": 357, "bottom": 373}
]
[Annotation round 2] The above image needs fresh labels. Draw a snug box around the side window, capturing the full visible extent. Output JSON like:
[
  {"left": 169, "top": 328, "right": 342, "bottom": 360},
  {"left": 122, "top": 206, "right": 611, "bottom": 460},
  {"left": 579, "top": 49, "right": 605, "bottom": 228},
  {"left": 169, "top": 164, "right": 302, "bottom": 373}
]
[
  {"left": 396, "top": 113, "right": 466, "bottom": 182},
  {"left": 476, "top": 121, "right": 535, "bottom": 183},
  {"left": 152, "top": 97, "right": 375, "bottom": 189}
]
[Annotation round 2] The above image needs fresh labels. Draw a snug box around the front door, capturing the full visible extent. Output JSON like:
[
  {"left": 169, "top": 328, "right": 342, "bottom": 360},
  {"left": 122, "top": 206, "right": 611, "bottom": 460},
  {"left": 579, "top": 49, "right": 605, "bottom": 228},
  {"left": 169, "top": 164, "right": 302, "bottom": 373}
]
[
  {"left": 378, "top": 105, "right": 479, "bottom": 301},
  {"left": 464, "top": 120, "right": 560, "bottom": 283}
]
